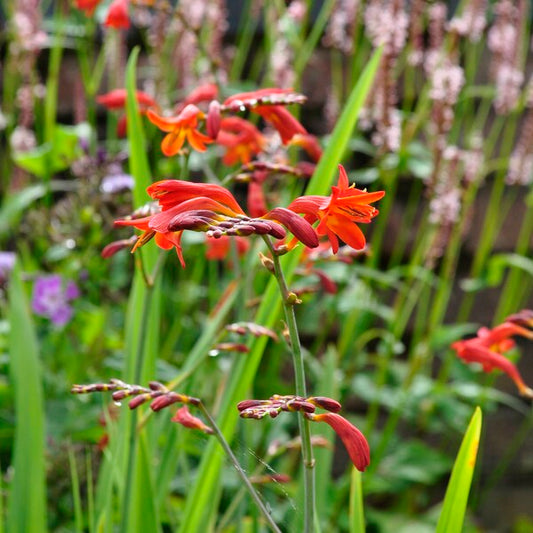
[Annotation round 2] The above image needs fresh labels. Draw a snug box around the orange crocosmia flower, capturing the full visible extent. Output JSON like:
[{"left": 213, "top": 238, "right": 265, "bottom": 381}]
[
  {"left": 146, "top": 179, "right": 245, "bottom": 215},
  {"left": 310, "top": 413, "right": 370, "bottom": 472},
  {"left": 287, "top": 164, "right": 385, "bottom": 252},
  {"left": 217, "top": 117, "right": 266, "bottom": 166},
  {"left": 451, "top": 321, "right": 533, "bottom": 398},
  {"left": 147, "top": 105, "right": 213, "bottom": 156},
  {"left": 104, "top": 0, "right": 130, "bottom": 29},
  {"left": 96, "top": 89, "right": 157, "bottom": 111},
  {"left": 75, "top": 0, "right": 102, "bottom": 16}
]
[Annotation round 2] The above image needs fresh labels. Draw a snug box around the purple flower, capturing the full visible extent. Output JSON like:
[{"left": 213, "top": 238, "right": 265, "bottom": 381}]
[
  {"left": 100, "top": 164, "right": 134, "bottom": 194},
  {"left": 0, "top": 252, "right": 16, "bottom": 282},
  {"left": 31, "top": 275, "right": 79, "bottom": 327}
]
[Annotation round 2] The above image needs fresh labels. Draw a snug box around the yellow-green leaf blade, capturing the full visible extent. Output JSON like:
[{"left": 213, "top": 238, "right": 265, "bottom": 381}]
[{"left": 436, "top": 406, "right": 482, "bottom": 533}]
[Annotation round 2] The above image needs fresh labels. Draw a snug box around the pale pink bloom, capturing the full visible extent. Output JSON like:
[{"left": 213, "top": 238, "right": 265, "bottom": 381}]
[
  {"left": 10, "top": 125, "right": 36, "bottom": 152},
  {"left": 429, "top": 61, "right": 465, "bottom": 105},
  {"left": 288, "top": 0, "right": 307, "bottom": 23},
  {"left": 429, "top": 186, "right": 461, "bottom": 225},
  {"left": 364, "top": 0, "right": 408, "bottom": 55},
  {"left": 323, "top": 0, "right": 359, "bottom": 54},
  {"left": 447, "top": 0, "right": 487, "bottom": 42},
  {"left": 494, "top": 65, "right": 524, "bottom": 114},
  {"left": 506, "top": 151, "right": 533, "bottom": 186},
  {"left": 372, "top": 108, "right": 402, "bottom": 152}
]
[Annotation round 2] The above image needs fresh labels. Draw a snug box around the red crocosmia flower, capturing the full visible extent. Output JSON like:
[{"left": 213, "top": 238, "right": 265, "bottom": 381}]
[
  {"left": 223, "top": 88, "right": 307, "bottom": 144},
  {"left": 254, "top": 105, "right": 306, "bottom": 144},
  {"left": 104, "top": 0, "right": 130, "bottom": 29},
  {"left": 114, "top": 179, "right": 319, "bottom": 266},
  {"left": 96, "top": 89, "right": 157, "bottom": 111},
  {"left": 176, "top": 83, "right": 219, "bottom": 113},
  {"left": 75, "top": 0, "right": 101, "bottom": 16},
  {"left": 217, "top": 117, "right": 266, "bottom": 166},
  {"left": 147, "top": 105, "right": 213, "bottom": 156},
  {"left": 248, "top": 177, "right": 268, "bottom": 218},
  {"left": 309, "top": 413, "right": 370, "bottom": 472},
  {"left": 146, "top": 180, "right": 245, "bottom": 215},
  {"left": 223, "top": 88, "right": 301, "bottom": 108},
  {"left": 288, "top": 164, "right": 385, "bottom": 252},
  {"left": 205, "top": 235, "right": 250, "bottom": 261},
  {"left": 451, "top": 320, "right": 533, "bottom": 398},
  {"left": 290, "top": 133, "right": 323, "bottom": 162},
  {"left": 171, "top": 406, "right": 213, "bottom": 434}
]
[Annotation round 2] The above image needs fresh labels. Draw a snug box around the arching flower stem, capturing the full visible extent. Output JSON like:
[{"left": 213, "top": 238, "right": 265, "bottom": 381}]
[
  {"left": 196, "top": 401, "right": 282, "bottom": 533},
  {"left": 262, "top": 235, "right": 316, "bottom": 533}
]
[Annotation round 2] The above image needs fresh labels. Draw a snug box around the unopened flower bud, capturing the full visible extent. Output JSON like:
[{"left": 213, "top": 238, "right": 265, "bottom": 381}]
[
  {"left": 307, "top": 396, "right": 342, "bottom": 413},
  {"left": 286, "top": 292, "right": 302, "bottom": 305},
  {"left": 150, "top": 392, "right": 187, "bottom": 411},
  {"left": 237, "top": 399, "right": 268, "bottom": 411},
  {"left": 171, "top": 406, "right": 213, "bottom": 434},
  {"left": 259, "top": 252, "right": 275, "bottom": 273},
  {"left": 206, "top": 100, "right": 221, "bottom": 139},
  {"left": 101, "top": 236, "right": 138, "bottom": 258},
  {"left": 128, "top": 393, "right": 153, "bottom": 409},
  {"left": 287, "top": 400, "right": 316, "bottom": 413},
  {"left": 215, "top": 342, "right": 249, "bottom": 353}
]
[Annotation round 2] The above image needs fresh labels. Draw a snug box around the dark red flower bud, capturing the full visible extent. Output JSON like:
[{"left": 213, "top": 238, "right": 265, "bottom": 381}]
[
  {"left": 307, "top": 396, "right": 342, "bottom": 413},
  {"left": 101, "top": 236, "right": 138, "bottom": 258},
  {"left": 128, "top": 394, "right": 153, "bottom": 409},
  {"left": 150, "top": 392, "right": 187, "bottom": 411},
  {"left": 265, "top": 207, "right": 319, "bottom": 248},
  {"left": 206, "top": 100, "right": 221, "bottom": 139},
  {"left": 237, "top": 399, "right": 268, "bottom": 411},
  {"left": 286, "top": 400, "right": 316, "bottom": 413}
]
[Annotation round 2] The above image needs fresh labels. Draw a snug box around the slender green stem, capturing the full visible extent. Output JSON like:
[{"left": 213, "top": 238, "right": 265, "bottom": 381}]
[
  {"left": 262, "top": 236, "right": 316, "bottom": 533},
  {"left": 197, "top": 402, "right": 281, "bottom": 533}
]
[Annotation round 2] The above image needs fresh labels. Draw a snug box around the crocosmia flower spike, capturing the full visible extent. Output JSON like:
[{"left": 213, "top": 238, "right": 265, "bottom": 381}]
[{"left": 451, "top": 313, "right": 533, "bottom": 398}]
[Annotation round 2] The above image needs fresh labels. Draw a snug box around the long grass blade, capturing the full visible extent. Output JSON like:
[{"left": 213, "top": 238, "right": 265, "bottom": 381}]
[
  {"left": 436, "top": 406, "right": 482, "bottom": 533},
  {"left": 68, "top": 445, "right": 84, "bottom": 533},
  {"left": 94, "top": 46, "right": 161, "bottom": 532},
  {"left": 7, "top": 265, "right": 47, "bottom": 532}
]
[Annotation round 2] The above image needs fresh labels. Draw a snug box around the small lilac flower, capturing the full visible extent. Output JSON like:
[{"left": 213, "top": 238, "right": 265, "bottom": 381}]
[
  {"left": 32, "top": 275, "right": 79, "bottom": 327},
  {"left": 100, "top": 164, "right": 134, "bottom": 194},
  {"left": 0, "top": 252, "right": 16, "bottom": 282}
]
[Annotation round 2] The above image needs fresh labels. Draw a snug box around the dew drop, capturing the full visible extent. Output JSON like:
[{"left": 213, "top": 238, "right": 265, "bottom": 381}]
[
  {"left": 113, "top": 401, "right": 122, "bottom": 407},
  {"left": 208, "top": 349, "right": 219, "bottom": 357}
]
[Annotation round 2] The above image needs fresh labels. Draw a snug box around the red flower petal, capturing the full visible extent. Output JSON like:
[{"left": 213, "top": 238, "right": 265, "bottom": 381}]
[{"left": 312, "top": 413, "right": 370, "bottom": 472}]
